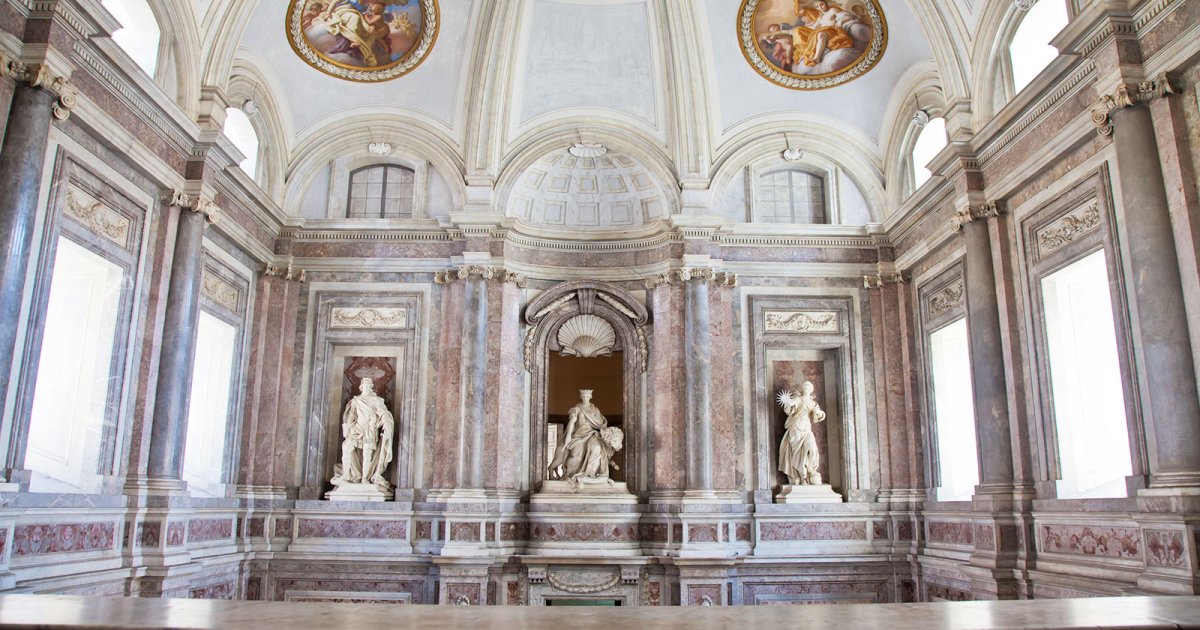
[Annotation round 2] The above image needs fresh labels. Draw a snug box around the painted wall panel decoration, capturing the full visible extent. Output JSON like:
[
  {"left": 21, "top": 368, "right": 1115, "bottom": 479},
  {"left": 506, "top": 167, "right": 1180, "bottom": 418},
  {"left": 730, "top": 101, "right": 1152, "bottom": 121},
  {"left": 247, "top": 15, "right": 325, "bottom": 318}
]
[
  {"left": 739, "top": 0, "right": 887, "bottom": 90},
  {"left": 287, "top": 0, "right": 440, "bottom": 82}
]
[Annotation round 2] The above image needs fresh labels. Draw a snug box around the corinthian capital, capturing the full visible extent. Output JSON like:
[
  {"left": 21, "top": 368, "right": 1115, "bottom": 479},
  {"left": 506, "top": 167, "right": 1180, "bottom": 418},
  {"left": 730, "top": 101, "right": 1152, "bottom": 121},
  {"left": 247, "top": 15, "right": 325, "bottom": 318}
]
[
  {"left": 644, "top": 267, "right": 737, "bottom": 288},
  {"left": 0, "top": 56, "right": 78, "bottom": 121},
  {"left": 950, "top": 201, "right": 1005, "bottom": 233},
  {"left": 1091, "top": 73, "right": 1179, "bottom": 137},
  {"left": 434, "top": 265, "right": 526, "bottom": 287}
]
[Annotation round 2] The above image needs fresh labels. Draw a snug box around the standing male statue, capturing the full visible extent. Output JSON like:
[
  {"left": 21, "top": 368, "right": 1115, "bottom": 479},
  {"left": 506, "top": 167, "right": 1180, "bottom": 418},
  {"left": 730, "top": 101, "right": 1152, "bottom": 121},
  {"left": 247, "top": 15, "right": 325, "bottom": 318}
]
[
  {"left": 331, "top": 377, "right": 394, "bottom": 491},
  {"left": 777, "top": 381, "right": 827, "bottom": 486},
  {"left": 548, "top": 389, "right": 623, "bottom": 483}
]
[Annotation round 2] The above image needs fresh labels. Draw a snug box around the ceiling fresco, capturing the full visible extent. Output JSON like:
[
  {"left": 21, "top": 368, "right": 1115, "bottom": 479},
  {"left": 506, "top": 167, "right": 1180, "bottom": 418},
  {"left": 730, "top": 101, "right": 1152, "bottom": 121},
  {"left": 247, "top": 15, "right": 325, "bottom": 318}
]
[{"left": 286, "top": 0, "right": 440, "bottom": 82}]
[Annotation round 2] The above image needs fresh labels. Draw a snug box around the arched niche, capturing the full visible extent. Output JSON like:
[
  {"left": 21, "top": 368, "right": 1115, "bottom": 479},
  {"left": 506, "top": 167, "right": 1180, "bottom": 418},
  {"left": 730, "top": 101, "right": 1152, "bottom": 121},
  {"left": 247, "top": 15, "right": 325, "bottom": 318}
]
[{"left": 524, "top": 281, "right": 649, "bottom": 494}]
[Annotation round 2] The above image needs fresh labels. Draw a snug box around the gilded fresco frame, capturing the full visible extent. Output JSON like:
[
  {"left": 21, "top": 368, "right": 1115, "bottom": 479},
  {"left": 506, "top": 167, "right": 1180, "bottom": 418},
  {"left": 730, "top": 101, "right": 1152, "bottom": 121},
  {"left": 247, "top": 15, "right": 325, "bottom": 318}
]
[
  {"left": 738, "top": 0, "right": 888, "bottom": 90},
  {"left": 286, "top": 0, "right": 440, "bottom": 83}
]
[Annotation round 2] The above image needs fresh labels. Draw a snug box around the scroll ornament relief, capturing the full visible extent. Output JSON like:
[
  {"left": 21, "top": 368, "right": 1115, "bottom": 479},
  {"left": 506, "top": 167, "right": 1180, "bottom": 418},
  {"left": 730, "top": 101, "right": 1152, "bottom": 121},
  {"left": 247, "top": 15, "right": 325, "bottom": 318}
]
[
  {"left": 928, "top": 280, "right": 965, "bottom": 317},
  {"left": 644, "top": 267, "right": 737, "bottom": 288},
  {"left": 1037, "top": 201, "right": 1101, "bottom": 255},
  {"left": 434, "top": 265, "right": 526, "bottom": 287},
  {"left": 765, "top": 311, "right": 839, "bottom": 333},
  {"left": 65, "top": 189, "right": 130, "bottom": 246},
  {"left": 0, "top": 56, "right": 78, "bottom": 120},
  {"left": 201, "top": 272, "right": 239, "bottom": 312},
  {"left": 330, "top": 307, "right": 408, "bottom": 330},
  {"left": 545, "top": 568, "right": 621, "bottom": 594}
]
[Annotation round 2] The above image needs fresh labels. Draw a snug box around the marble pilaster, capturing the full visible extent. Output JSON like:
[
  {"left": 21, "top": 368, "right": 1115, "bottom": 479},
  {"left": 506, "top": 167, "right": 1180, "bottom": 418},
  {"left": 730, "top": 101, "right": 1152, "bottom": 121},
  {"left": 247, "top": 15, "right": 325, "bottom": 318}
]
[
  {"left": 684, "top": 271, "right": 713, "bottom": 493},
  {"left": 460, "top": 272, "right": 489, "bottom": 489},
  {"left": 146, "top": 193, "right": 219, "bottom": 482}
]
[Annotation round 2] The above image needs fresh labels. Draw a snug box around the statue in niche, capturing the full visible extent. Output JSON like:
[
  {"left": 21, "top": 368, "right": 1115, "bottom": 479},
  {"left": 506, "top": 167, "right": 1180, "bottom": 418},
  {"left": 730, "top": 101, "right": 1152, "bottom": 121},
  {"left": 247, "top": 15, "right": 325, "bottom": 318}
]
[
  {"left": 547, "top": 389, "right": 623, "bottom": 484},
  {"left": 331, "top": 377, "right": 394, "bottom": 491},
  {"left": 777, "top": 381, "right": 827, "bottom": 485}
]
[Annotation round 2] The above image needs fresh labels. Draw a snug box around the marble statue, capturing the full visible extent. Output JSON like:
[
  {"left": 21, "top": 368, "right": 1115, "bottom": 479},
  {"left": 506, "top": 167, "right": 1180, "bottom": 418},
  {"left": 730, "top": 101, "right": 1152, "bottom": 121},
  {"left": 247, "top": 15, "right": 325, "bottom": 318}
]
[
  {"left": 331, "top": 377, "right": 394, "bottom": 492},
  {"left": 547, "top": 389, "right": 623, "bottom": 483},
  {"left": 777, "top": 381, "right": 827, "bottom": 485}
]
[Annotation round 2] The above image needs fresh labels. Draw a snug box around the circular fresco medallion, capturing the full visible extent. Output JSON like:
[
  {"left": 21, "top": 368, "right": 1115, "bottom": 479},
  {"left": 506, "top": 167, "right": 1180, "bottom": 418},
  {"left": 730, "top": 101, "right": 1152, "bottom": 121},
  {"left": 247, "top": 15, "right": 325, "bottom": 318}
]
[
  {"left": 739, "top": 0, "right": 887, "bottom": 90},
  {"left": 286, "top": 0, "right": 439, "bottom": 82}
]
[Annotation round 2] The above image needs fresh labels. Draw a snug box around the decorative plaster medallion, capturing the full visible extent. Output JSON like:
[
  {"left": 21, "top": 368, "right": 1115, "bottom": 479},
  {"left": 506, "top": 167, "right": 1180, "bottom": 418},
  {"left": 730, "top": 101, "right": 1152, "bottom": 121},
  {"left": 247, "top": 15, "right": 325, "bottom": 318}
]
[
  {"left": 1037, "top": 201, "right": 1101, "bottom": 256},
  {"left": 201, "top": 272, "right": 240, "bottom": 312},
  {"left": 330, "top": 307, "right": 408, "bottom": 329},
  {"left": 286, "top": 0, "right": 439, "bottom": 83},
  {"left": 739, "top": 0, "right": 887, "bottom": 90},
  {"left": 765, "top": 311, "right": 839, "bottom": 333},
  {"left": 65, "top": 188, "right": 130, "bottom": 247}
]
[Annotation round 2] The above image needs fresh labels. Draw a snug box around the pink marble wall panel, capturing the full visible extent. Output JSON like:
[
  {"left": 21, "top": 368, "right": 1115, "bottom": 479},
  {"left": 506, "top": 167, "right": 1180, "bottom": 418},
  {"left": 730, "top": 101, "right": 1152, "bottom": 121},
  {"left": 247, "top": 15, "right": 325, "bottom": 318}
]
[
  {"left": 297, "top": 519, "right": 407, "bottom": 540},
  {"left": 485, "top": 282, "right": 525, "bottom": 490},
  {"left": 672, "top": 524, "right": 683, "bottom": 542},
  {"left": 415, "top": 521, "right": 433, "bottom": 541},
  {"left": 709, "top": 285, "right": 738, "bottom": 490},
  {"left": 274, "top": 519, "right": 293, "bottom": 538},
  {"left": 68, "top": 71, "right": 189, "bottom": 174},
  {"left": 135, "top": 522, "right": 160, "bottom": 548},
  {"left": 188, "top": 518, "right": 234, "bottom": 543},
  {"left": 12, "top": 522, "right": 115, "bottom": 556},
  {"left": 687, "top": 584, "right": 722, "bottom": 606},
  {"left": 530, "top": 523, "right": 638, "bottom": 543},
  {"left": 501, "top": 244, "right": 679, "bottom": 268},
  {"left": 688, "top": 524, "right": 719, "bottom": 543},
  {"left": 446, "top": 583, "right": 481, "bottom": 605},
  {"left": 639, "top": 523, "right": 667, "bottom": 542},
  {"left": 926, "top": 522, "right": 973, "bottom": 546},
  {"left": 246, "top": 518, "right": 265, "bottom": 538},
  {"left": 650, "top": 284, "right": 686, "bottom": 489},
  {"left": 485, "top": 522, "right": 496, "bottom": 541},
  {"left": 1039, "top": 525, "right": 1142, "bottom": 560},
  {"left": 1137, "top": 0, "right": 1199, "bottom": 59},
  {"left": 0, "top": 527, "right": 7, "bottom": 558},
  {"left": 974, "top": 524, "right": 996, "bottom": 551},
  {"left": 190, "top": 582, "right": 236, "bottom": 600},
  {"left": 246, "top": 578, "right": 262, "bottom": 601},
  {"left": 499, "top": 522, "right": 528, "bottom": 541},
  {"left": 449, "top": 522, "right": 480, "bottom": 542},
  {"left": 428, "top": 284, "right": 465, "bottom": 488},
  {"left": 647, "top": 582, "right": 661, "bottom": 606},
  {"left": 166, "top": 523, "right": 186, "bottom": 546},
  {"left": 873, "top": 522, "right": 889, "bottom": 539},
  {"left": 736, "top": 523, "right": 752, "bottom": 542},
  {"left": 896, "top": 521, "right": 914, "bottom": 540},
  {"left": 927, "top": 583, "right": 972, "bottom": 602},
  {"left": 507, "top": 581, "right": 521, "bottom": 605},
  {"left": 273, "top": 577, "right": 425, "bottom": 604},
  {"left": 743, "top": 580, "right": 886, "bottom": 605},
  {"left": 288, "top": 594, "right": 409, "bottom": 604},
  {"left": 1145, "top": 530, "right": 1187, "bottom": 568},
  {"left": 759, "top": 521, "right": 866, "bottom": 541}
]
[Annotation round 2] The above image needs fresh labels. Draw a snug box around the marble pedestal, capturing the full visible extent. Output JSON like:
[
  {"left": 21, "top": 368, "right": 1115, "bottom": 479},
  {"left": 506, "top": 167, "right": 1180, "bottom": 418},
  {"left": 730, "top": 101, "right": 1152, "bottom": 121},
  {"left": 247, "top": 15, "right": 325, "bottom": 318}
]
[
  {"left": 527, "top": 479, "right": 641, "bottom": 556},
  {"left": 531, "top": 480, "right": 638, "bottom": 505},
  {"left": 326, "top": 483, "right": 390, "bottom": 502},
  {"left": 776, "top": 484, "right": 843, "bottom": 504}
]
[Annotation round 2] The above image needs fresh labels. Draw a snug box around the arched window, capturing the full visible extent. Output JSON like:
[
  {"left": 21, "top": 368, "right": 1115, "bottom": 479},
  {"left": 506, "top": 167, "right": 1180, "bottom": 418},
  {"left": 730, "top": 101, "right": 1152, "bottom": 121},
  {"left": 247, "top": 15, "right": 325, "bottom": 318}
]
[
  {"left": 101, "top": 0, "right": 160, "bottom": 76},
  {"left": 911, "top": 116, "right": 948, "bottom": 190},
  {"left": 347, "top": 165, "right": 417, "bottom": 219},
  {"left": 223, "top": 107, "right": 260, "bottom": 179},
  {"left": 755, "top": 169, "right": 826, "bottom": 223},
  {"left": 1009, "top": 0, "right": 1069, "bottom": 93}
]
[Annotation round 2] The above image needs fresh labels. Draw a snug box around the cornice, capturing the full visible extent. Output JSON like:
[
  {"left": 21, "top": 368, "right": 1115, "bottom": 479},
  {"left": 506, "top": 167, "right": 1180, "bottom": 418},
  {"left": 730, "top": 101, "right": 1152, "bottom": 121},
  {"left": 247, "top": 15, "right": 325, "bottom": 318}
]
[{"left": 975, "top": 59, "right": 1096, "bottom": 167}]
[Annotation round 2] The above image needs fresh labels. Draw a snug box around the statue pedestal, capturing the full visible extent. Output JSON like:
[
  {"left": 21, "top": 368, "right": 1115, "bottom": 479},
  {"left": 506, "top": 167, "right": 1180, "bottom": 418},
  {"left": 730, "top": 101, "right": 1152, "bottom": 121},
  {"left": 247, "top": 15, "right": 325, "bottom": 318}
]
[
  {"left": 326, "top": 483, "right": 391, "bottom": 502},
  {"left": 526, "top": 478, "right": 640, "bottom": 556},
  {"left": 775, "top": 484, "right": 842, "bottom": 504},
  {"left": 531, "top": 479, "right": 638, "bottom": 504}
]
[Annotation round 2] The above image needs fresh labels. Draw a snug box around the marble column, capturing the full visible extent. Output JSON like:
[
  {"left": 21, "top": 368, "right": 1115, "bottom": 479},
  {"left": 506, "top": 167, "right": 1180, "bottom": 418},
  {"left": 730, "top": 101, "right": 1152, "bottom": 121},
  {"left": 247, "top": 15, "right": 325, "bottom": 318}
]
[
  {"left": 0, "top": 66, "right": 75, "bottom": 473},
  {"left": 458, "top": 267, "right": 489, "bottom": 489},
  {"left": 952, "top": 205, "right": 1015, "bottom": 491},
  {"left": 146, "top": 194, "right": 218, "bottom": 480},
  {"left": 683, "top": 269, "right": 713, "bottom": 492},
  {"left": 1096, "top": 78, "right": 1200, "bottom": 488}
]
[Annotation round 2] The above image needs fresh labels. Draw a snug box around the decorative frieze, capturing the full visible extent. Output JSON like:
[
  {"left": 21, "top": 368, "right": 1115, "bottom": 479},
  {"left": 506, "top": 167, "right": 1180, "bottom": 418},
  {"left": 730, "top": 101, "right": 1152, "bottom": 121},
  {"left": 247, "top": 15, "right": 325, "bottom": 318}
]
[
  {"left": 644, "top": 267, "right": 737, "bottom": 289},
  {"left": 950, "top": 202, "right": 1005, "bottom": 233},
  {"left": 12, "top": 522, "right": 115, "bottom": 556},
  {"left": 434, "top": 265, "right": 527, "bottom": 288},
  {"left": 1091, "top": 73, "right": 1179, "bottom": 137},
  {"left": 330, "top": 307, "right": 407, "bottom": 330},
  {"left": 1039, "top": 524, "right": 1142, "bottom": 559},
  {"left": 0, "top": 56, "right": 78, "bottom": 120},
  {"left": 201, "top": 271, "right": 240, "bottom": 312},
  {"left": 64, "top": 188, "right": 130, "bottom": 247},
  {"left": 1145, "top": 530, "right": 1188, "bottom": 568},
  {"left": 764, "top": 311, "right": 839, "bottom": 334},
  {"left": 928, "top": 280, "right": 965, "bottom": 317},
  {"left": 1037, "top": 201, "right": 1101, "bottom": 255}
]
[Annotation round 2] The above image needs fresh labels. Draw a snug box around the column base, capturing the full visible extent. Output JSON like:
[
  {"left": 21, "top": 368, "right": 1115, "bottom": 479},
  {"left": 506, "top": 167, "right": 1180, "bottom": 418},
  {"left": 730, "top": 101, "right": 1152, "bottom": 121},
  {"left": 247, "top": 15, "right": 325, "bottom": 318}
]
[
  {"left": 123, "top": 477, "right": 190, "bottom": 499},
  {"left": 1149, "top": 471, "right": 1200, "bottom": 489}
]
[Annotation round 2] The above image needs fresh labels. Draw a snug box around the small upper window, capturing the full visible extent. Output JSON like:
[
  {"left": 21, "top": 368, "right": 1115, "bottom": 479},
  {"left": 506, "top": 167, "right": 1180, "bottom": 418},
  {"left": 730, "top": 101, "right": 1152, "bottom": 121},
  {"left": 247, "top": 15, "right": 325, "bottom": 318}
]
[
  {"left": 101, "top": 0, "right": 161, "bottom": 76},
  {"left": 911, "top": 117, "right": 948, "bottom": 190},
  {"left": 1009, "top": 0, "right": 1069, "bottom": 93},
  {"left": 347, "top": 165, "right": 416, "bottom": 219},
  {"left": 223, "top": 107, "right": 259, "bottom": 179},
  {"left": 755, "top": 169, "right": 826, "bottom": 224}
]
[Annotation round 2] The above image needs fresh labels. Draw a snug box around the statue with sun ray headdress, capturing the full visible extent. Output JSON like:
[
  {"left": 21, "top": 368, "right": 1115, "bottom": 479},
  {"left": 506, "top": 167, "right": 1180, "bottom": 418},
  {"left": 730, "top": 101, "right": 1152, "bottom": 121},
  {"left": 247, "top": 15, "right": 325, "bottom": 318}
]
[{"left": 777, "top": 381, "right": 826, "bottom": 486}]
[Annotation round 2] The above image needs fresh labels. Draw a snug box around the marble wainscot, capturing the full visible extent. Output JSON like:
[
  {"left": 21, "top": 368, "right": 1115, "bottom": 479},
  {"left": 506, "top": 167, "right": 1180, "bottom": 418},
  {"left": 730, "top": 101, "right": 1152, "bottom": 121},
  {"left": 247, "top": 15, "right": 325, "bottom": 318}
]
[{"left": 526, "top": 484, "right": 641, "bottom": 557}]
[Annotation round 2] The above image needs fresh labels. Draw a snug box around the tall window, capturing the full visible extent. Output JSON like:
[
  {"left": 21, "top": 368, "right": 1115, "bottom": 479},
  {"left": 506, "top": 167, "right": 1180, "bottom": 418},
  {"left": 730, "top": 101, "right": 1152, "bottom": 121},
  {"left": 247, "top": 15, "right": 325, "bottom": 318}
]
[
  {"left": 911, "top": 117, "right": 948, "bottom": 190},
  {"left": 1041, "top": 250, "right": 1132, "bottom": 498},
  {"left": 101, "top": 0, "right": 160, "bottom": 76},
  {"left": 347, "top": 165, "right": 417, "bottom": 219},
  {"left": 223, "top": 107, "right": 259, "bottom": 179},
  {"left": 930, "top": 318, "right": 979, "bottom": 501},
  {"left": 182, "top": 312, "right": 239, "bottom": 497},
  {"left": 1009, "top": 0, "right": 1069, "bottom": 93},
  {"left": 26, "top": 238, "right": 125, "bottom": 493},
  {"left": 755, "top": 169, "right": 826, "bottom": 223}
]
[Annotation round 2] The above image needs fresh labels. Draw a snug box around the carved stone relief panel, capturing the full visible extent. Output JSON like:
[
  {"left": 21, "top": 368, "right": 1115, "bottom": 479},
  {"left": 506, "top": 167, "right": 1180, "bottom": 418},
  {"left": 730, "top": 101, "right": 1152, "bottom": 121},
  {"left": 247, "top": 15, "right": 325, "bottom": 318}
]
[
  {"left": 63, "top": 187, "right": 132, "bottom": 249},
  {"left": 330, "top": 307, "right": 408, "bottom": 329},
  {"left": 1034, "top": 200, "right": 1102, "bottom": 259},
  {"left": 764, "top": 310, "right": 839, "bottom": 334}
]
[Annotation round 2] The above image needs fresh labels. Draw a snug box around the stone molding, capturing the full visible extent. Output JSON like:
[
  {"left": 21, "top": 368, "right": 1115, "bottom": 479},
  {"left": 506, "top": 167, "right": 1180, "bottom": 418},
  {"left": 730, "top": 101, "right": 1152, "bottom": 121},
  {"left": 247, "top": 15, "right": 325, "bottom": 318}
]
[
  {"left": 263, "top": 263, "right": 306, "bottom": 282},
  {"left": 1091, "top": 73, "right": 1178, "bottom": 137},
  {"left": 950, "top": 201, "right": 1005, "bottom": 233},
  {"left": 0, "top": 55, "right": 78, "bottom": 120},
  {"left": 862, "top": 272, "right": 906, "bottom": 289},
  {"left": 644, "top": 267, "right": 738, "bottom": 289},
  {"left": 433, "top": 265, "right": 527, "bottom": 287},
  {"left": 165, "top": 190, "right": 221, "bottom": 225}
]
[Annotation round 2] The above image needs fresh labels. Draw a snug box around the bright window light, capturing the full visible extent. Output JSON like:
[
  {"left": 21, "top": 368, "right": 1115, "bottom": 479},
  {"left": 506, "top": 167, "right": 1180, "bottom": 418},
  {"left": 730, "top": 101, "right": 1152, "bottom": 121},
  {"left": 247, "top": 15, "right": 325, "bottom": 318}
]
[
  {"left": 182, "top": 312, "right": 239, "bottom": 498},
  {"left": 223, "top": 107, "right": 260, "bottom": 179},
  {"left": 930, "top": 318, "right": 979, "bottom": 501},
  {"left": 26, "top": 238, "right": 124, "bottom": 494},
  {"left": 912, "top": 117, "right": 948, "bottom": 190},
  {"left": 101, "top": 0, "right": 160, "bottom": 76},
  {"left": 1010, "top": 0, "right": 1069, "bottom": 93},
  {"left": 1041, "top": 250, "right": 1132, "bottom": 498}
]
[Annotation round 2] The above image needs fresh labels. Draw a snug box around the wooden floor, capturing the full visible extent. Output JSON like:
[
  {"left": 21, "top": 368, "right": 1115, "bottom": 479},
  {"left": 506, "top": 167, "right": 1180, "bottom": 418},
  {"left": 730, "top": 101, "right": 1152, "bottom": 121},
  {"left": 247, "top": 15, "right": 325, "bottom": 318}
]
[{"left": 0, "top": 594, "right": 1196, "bottom": 629}]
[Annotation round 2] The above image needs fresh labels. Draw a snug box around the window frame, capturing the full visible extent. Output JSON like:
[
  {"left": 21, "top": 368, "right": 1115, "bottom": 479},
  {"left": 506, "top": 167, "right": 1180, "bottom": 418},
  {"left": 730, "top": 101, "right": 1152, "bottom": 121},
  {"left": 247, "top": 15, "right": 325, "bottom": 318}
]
[
  {"left": 345, "top": 164, "right": 418, "bottom": 220},
  {"left": 327, "top": 155, "right": 430, "bottom": 221},
  {"left": 745, "top": 159, "right": 837, "bottom": 225}
]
